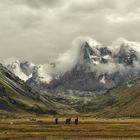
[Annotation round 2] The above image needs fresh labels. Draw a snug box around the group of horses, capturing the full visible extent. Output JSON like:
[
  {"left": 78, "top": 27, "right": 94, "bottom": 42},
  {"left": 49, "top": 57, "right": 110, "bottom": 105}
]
[{"left": 55, "top": 117, "right": 79, "bottom": 125}]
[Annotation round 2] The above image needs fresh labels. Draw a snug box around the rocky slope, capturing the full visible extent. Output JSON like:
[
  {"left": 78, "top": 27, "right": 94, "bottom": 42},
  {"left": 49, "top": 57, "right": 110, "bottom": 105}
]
[{"left": 0, "top": 64, "right": 75, "bottom": 114}]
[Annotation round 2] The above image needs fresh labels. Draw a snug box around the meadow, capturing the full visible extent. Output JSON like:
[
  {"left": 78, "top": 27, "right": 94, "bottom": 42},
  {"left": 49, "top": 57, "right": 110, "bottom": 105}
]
[{"left": 0, "top": 115, "right": 140, "bottom": 140}]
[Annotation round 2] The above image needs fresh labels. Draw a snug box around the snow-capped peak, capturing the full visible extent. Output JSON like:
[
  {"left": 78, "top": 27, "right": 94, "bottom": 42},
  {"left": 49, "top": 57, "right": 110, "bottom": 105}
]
[
  {"left": 124, "top": 40, "right": 140, "bottom": 53},
  {"left": 2, "top": 57, "right": 20, "bottom": 66},
  {"left": 3, "top": 37, "right": 140, "bottom": 91},
  {"left": 86, "top": 38, "right": 102, "bottom": 48},
  {"left": 111, "top": 38, "right": 140, "bottom": 54},
  {"left": 2, "top": 58, "right": 33, "bottom": 81}
]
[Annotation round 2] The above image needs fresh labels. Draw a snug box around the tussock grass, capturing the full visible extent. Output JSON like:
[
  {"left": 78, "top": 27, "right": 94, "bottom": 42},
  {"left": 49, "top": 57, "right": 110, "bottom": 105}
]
[{"left": 0, "top": 116, "right": 140, "bottom": 139}]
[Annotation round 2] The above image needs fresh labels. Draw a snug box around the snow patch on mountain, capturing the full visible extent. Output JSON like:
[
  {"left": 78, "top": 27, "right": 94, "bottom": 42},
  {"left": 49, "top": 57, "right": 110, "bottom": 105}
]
[
  {"left": 2, "top": 58, "right": 33, "bottom": 81},
  {"left": 34, "top": 65, "right": 53, "bottom": 83},
  {"left": 86, "top": 38, "right": 102, "bottom": 48},
  {"left": 100, "top": 76, "right": 106, "bottom": 84}
]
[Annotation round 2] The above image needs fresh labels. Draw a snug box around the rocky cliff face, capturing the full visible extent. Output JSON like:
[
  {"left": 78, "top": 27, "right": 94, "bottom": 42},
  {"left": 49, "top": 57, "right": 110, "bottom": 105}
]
[{"left": 45, "top": 40, "right": 140, "bottom": 91}]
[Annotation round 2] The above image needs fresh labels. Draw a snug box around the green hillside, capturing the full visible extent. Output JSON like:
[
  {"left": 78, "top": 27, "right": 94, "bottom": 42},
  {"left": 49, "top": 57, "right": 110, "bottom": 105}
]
[
  {"left": 71, "top": 78, "right": 140, "bottom": 118},
  {"left": 0, "top": 64, "right": 75, "bottom": 115},
  {"left": 95, "top": 79, "right": 140, "bottom": 118}
]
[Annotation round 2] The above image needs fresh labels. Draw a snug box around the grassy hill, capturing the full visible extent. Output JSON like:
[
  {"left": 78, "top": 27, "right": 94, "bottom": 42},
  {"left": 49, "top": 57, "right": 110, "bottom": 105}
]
[
  {"left": 41, "top": 78, "right": 140, "bottom": 118},
  {"left": 77, "top": 78, "right": 140, "bottom": 118},
  {"left": 72, "top": 78, "right": 140, "bottom": 118},
  {"left": 0, "top": 64, "right": 75, "bottom": 115},
  {"left": 95, "top": 79, "right": 140, "bottom": 118}
]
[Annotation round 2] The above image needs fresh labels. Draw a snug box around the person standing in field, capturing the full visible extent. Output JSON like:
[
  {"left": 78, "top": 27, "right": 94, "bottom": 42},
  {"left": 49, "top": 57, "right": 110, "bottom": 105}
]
[
  {"left": 69, "top": 117, "right": 71, "bottom": 124},
  {"left": 55, "top": 118, "right": 58, "bottom": 124},
  {"left": 65, "top": 117, "right": 68, "bottom": 124},
  {"left": 75, "top": 117, "right": 79, "bottom": 125},
  {"left": 65, "top": 117, "right": 71, "bottom": 124}
]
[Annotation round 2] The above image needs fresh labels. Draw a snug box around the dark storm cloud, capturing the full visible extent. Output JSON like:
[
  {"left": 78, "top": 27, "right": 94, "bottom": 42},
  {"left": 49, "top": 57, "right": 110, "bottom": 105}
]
[
  {"left": 0, "top": 0, "right": 140, "bottom": 63},
  {"left": 20, "top": 0, "right": 64, "bottom": 9},
  {"left": 67, "top": 0, "right": 117, "bottom": 13},
  {"left": 2, "top": 0, "right": 63, "bottom": 8}
]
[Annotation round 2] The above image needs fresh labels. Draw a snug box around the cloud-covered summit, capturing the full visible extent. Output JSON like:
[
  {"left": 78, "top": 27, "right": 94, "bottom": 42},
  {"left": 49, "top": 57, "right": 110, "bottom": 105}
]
[{"left": 3, "top": 36, "right": 140, "bottom": 84}]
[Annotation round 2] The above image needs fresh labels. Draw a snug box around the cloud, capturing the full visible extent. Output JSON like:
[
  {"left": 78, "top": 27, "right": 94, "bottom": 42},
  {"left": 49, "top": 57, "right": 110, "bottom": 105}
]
[
  {"left": 44, "top": 36, "right": 90, "bottom": 75},
  {"left": 67, "top": 0, "right": 117, "bottom": 14},
  {"left": 1, "top": 0, "right": 63, "bottom": 8},
  {"left": 0, "top": 0, "right": 140, "bottom": 64}
]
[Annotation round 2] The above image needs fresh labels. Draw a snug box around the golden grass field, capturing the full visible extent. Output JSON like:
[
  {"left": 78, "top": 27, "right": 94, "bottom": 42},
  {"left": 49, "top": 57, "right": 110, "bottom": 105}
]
[{"left": 0, "top": 115, "right": 140, "bottom": 140}]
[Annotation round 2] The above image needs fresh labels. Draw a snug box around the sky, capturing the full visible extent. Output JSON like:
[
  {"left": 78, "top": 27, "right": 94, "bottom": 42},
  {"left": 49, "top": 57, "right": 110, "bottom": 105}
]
[{"left": 0, "top": 0, "right": 140, "bottom": 64}]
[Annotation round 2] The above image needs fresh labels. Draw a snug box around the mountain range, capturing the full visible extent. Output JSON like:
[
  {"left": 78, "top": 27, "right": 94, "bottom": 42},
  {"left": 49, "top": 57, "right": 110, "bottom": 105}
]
[
  {"left": 1, "top": 37, "right": 140, "bottom": 117},
  {"left": 0, "top": 64, "right": 75, "bottom": 115},
  {"left": 3, "top": 38, "right": 140, "bottom": 92}
]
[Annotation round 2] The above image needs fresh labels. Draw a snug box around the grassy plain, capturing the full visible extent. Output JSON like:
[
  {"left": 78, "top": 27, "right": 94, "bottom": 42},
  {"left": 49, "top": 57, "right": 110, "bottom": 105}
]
[{"left": 0, "top": 114, "right": 140, "bottom": 140}]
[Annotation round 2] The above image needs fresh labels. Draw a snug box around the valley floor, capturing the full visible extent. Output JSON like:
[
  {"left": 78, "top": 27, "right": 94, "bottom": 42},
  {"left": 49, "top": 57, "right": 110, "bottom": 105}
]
[{"left": 0, "top": 115, "right": 140, "bottom": 140}]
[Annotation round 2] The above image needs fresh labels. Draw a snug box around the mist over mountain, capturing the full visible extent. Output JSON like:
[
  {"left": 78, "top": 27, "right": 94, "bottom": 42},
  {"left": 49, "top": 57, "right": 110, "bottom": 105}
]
[{"left": 3, "top": 37, "right": 140, "bottom": 92}]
